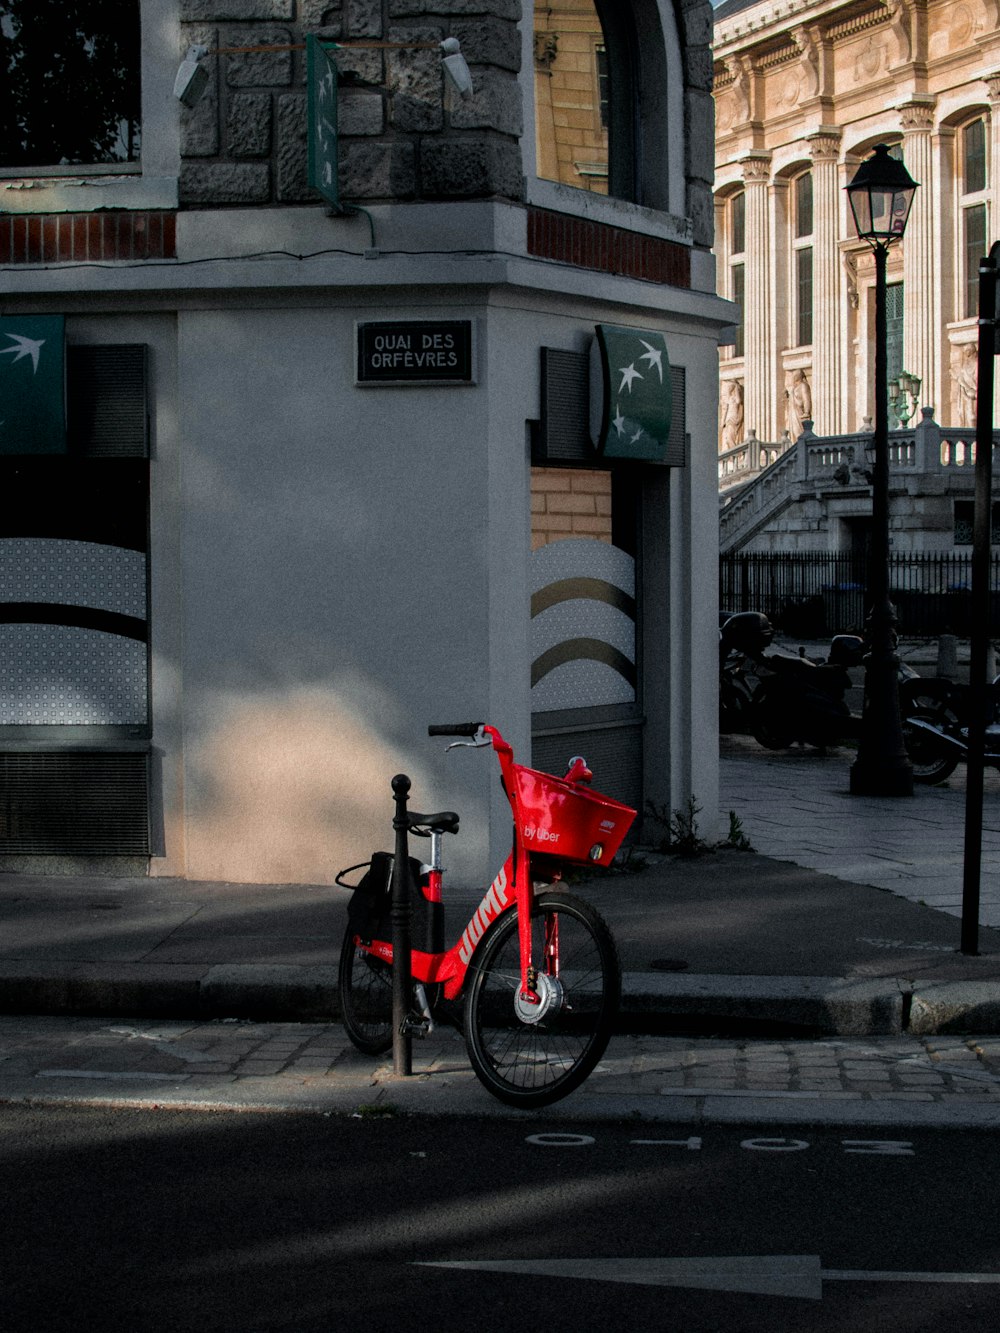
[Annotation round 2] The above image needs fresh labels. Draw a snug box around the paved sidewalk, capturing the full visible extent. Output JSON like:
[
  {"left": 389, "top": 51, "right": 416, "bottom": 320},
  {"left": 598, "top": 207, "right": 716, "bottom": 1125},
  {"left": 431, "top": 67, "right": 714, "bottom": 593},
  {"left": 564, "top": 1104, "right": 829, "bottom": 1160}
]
[
  {"left": 719, "top": 735, "right": 1000, "bottom": 926},
  {"left": 4, "top": 1014, "right": 1000, "bottom": 1128}
]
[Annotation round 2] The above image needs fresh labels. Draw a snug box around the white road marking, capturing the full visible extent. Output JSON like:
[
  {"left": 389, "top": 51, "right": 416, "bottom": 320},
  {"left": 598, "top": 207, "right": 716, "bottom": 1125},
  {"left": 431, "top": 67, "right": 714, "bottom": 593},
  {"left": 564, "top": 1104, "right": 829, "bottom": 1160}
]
[{"left": 417, "top": 1256, "right": 1000, "bottom": 1301}]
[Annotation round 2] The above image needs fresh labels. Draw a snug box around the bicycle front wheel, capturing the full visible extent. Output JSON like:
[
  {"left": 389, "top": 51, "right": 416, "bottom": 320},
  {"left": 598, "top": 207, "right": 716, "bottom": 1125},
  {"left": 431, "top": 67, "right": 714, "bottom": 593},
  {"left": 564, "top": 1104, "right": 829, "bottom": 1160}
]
[
  {"left": 338, "top": 928, "right": 393, "bottom": 1055},
  {"left": 463, "top": 891, "right": 620, "bottom": 1109}
]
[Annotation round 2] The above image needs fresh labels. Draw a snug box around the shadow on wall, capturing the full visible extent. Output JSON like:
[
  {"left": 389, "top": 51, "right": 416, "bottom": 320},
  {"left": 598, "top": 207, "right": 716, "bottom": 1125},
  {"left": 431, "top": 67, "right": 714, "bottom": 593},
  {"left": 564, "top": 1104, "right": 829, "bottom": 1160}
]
[{"left": 182, "top": 684, "right": 434, "bottom": 885}]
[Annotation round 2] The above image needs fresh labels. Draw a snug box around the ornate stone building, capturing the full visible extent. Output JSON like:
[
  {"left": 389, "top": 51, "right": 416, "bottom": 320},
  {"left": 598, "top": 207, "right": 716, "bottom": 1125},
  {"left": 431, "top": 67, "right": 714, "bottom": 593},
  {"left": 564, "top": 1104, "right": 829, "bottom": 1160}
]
[{"left": 713, "top": 0, "right": 1000, "bottom": 468}]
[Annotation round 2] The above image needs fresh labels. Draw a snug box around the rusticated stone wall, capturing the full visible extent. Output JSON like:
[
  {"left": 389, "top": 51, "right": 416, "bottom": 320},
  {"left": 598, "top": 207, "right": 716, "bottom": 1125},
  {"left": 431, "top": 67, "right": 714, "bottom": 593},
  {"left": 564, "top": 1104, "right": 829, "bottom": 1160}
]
[{"left": 178, "top": 0, "right": 524, "bottom": 206}]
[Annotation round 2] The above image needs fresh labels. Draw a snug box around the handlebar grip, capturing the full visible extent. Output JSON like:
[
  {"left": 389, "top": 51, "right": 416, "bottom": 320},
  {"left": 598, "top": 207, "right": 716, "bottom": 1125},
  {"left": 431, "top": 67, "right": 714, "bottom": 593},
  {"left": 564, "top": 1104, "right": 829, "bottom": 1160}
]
[{"left": 428, "top": 722, "right": 483, "bottom": 737}]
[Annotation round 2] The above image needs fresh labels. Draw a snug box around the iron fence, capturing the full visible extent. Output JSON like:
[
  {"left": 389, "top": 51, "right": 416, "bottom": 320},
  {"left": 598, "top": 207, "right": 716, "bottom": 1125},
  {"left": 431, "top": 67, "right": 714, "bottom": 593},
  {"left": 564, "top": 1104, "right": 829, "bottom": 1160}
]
[{"left": 720, "top": 551, "right": 1000, "bottom": 638}]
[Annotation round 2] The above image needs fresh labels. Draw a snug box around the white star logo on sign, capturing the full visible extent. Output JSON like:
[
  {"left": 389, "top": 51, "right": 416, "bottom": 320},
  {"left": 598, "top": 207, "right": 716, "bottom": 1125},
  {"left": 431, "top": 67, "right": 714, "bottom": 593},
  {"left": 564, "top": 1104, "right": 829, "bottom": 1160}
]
[
  {"left": 618, "top": 362, "right": 642, "bottom": 392},
  {"left": 0, "top": 333, "right": 45, "bottom": 374},
  {"left": 638, "top": 339, "right": 664, "bottom": 381}
]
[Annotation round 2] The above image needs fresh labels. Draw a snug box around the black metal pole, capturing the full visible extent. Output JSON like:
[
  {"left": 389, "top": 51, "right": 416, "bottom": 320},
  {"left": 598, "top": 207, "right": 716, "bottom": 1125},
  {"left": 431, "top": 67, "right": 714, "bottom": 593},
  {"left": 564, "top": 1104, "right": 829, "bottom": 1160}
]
[
  {"left": 850, "top": 241, "right": 914, "bottom": 797},
  {"left": 960, "top": 253, "right": 998, "bottom": 955},
  {"left": 391, "top": 773, "right": 412, "bottom": 1075}
]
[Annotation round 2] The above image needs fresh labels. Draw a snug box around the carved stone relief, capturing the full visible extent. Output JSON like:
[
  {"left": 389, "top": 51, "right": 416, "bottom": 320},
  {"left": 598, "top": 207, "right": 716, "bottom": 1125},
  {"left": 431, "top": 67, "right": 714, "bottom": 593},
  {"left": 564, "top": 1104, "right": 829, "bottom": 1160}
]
[
  {"left": 951, "top": 343, "right": 978, "bottom": 428},
  {"left": 785, "top": 368, "right": 812, "bottom": 440},
  {"left": 721, "top": 380, "right": 745, "bottom": 450},
  {"left": 854, "top": 36, "right": 884, "bottom": 81}
]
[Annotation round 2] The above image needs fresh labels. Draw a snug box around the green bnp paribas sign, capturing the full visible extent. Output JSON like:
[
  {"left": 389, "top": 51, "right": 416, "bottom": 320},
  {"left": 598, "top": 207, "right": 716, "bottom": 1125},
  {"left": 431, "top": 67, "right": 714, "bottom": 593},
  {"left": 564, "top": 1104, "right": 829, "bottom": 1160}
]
[
  {"left": 0, "top": 315, "right": 66, "bottom": 454},
  {"left": 590, "top": 324, "right": 673, "bottom": 462}
]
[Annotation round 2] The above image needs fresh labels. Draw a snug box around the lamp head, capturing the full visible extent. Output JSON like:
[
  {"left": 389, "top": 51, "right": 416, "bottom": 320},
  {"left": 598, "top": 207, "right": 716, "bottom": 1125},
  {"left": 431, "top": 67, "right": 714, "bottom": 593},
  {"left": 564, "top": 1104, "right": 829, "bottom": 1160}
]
[
  {"left": 440, "top": 37, "right": 473, "bottom": 97},
  {"left": 845, "top": 143, "right": 919, "bottom": 245},
  {"left": 174, "top": 44, "right": 210, "bottom": 107}
]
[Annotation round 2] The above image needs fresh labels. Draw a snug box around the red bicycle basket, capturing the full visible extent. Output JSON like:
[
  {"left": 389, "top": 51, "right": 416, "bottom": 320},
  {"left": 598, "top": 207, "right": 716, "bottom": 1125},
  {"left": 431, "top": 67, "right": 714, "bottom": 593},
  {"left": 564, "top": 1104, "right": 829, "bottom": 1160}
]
[{"left": 511, "top": 764, "right": 636, "bottom": 867}]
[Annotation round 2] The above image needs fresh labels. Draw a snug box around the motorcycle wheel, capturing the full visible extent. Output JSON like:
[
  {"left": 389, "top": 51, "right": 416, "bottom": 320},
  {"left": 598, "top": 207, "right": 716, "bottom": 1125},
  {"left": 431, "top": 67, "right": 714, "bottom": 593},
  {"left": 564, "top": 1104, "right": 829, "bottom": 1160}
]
[
  {"left": 750, "top": 703, "right": 793, "bottom": 750},
  {"left": 902, "top": 709, "right": 959, "bottom": 785},
  {"left": 720, "top": 677, "right": 752, "bottom": 734}
]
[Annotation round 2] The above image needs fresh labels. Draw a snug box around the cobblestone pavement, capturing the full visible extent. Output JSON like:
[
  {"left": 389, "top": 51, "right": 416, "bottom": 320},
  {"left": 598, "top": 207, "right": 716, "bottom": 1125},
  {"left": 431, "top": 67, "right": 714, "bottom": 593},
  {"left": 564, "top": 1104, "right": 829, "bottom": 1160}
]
[{"left": 3, "top": 1016, "right": 1000, "bottom": 1127}]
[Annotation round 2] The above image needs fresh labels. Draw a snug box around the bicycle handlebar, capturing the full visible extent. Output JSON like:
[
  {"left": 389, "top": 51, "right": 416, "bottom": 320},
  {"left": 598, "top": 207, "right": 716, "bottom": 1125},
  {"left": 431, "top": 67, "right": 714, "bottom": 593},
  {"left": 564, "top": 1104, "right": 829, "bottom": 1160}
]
[{"left": 428, "top": 722, "right": 483, "bottom": 737}]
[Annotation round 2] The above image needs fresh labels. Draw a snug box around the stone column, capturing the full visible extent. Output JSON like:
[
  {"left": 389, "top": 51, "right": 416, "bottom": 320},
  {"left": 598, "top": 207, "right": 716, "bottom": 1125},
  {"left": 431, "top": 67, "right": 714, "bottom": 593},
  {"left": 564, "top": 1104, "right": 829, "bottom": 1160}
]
[
  {"left": 899, "top": 96, "right": 937, "bottom": 414},
  {"left": 808, "top": 128, "right": 843, "bottom": 433},
  {"left": 741, "top": 152, "right": 773, "bottom": 440}
]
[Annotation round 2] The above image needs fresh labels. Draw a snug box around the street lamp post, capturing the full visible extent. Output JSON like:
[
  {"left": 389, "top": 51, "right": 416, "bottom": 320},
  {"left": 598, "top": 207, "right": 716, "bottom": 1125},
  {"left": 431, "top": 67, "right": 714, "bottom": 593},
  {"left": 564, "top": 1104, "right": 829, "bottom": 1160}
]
[{"left": 845, "top": 144, "right": 918, "bottom": 797}]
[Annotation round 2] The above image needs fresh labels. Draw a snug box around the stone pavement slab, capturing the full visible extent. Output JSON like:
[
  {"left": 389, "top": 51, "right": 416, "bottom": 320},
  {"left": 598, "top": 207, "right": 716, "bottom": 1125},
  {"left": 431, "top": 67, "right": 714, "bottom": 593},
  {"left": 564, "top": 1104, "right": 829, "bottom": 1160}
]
[
  {"left": 3, "top": 1015, "right": 1000, "bottom": 1129},
  {"left": 720, "top": 736, "right": 1000, "bottom": 927}
]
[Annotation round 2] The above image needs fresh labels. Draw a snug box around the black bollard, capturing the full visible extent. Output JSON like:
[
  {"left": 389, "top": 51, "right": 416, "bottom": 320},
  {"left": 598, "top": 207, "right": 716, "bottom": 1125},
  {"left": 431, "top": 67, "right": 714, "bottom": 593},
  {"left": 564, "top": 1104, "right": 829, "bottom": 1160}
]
[{"left": 391, "top": 774, "right": 413, "bottom": 1075}]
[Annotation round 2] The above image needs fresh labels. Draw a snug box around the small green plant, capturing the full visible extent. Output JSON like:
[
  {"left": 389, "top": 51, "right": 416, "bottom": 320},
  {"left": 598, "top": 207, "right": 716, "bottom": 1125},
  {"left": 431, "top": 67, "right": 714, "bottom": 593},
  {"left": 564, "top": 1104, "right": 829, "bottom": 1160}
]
[
  {"left": 353, "top": 1102, "right": 398, "bottom": 1119},
  {"left": 609, "top": 844, "right": 648, "bottom": 874},
  {"left": 723, "top": 810, "right": 755, "bottom": 851},
  {"left": 644, "top": 795, "right": 709, "bottom": 857}
]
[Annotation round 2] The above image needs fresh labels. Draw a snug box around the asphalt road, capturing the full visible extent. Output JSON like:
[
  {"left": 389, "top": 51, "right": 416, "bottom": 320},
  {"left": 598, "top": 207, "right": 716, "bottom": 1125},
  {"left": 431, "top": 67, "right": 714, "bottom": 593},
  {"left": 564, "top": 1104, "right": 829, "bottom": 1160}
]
[{"left": 3, "top": 1104, "right": 999, "bottom": 1332}]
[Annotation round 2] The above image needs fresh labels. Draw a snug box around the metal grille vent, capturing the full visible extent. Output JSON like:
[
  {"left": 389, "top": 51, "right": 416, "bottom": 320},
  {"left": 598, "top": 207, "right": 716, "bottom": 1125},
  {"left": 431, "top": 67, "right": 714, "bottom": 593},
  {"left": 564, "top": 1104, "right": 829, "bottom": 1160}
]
[
  {"left": 531, "top": 722, "right": 642, "bottom": 817},
  {"left": 0, "top": 752, "right": 149, "bottom": 855},
  {"left": 538, "top": 348, "right": 592, "bottom": 462},
  {"left": 67, "top": 346, "right": 149, "bottom": 458},
  {"left": 665, "top": 364, "right": 687, "bottom": 467}
]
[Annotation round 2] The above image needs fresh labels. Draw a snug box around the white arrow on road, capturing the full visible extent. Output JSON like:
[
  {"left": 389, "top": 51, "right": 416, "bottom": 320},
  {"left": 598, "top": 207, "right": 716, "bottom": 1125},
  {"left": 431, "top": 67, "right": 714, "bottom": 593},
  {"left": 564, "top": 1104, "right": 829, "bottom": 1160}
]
[{"left": 417, "top": 1257, "right": 1000, "bottom": 1301}]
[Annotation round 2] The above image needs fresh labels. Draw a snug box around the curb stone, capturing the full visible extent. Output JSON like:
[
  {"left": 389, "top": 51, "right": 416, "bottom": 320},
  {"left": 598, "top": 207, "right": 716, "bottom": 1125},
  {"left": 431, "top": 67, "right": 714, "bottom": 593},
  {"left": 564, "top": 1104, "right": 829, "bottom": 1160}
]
[{"left": 3, "top": 965, "right": 1000, "bottom": 1036}]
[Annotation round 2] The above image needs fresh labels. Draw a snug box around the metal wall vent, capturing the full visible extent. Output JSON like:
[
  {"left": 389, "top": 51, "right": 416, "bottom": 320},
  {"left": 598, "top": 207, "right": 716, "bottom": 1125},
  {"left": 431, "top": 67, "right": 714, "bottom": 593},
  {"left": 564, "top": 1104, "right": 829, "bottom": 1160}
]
[
  {"left": 67, "top": 345, "right": 149, "bottom": 458},
  {"left": 665, "top": 364, "right": 687, "bottom": 467},
  {"left": 0, "top": 752, "right": 150, "bottom": 855},
  {"left": 537, "top": 348, "right": 592, "bottom": 463},
  {"left": 531, "top": 722, "right": 642, "bottom": 816}
]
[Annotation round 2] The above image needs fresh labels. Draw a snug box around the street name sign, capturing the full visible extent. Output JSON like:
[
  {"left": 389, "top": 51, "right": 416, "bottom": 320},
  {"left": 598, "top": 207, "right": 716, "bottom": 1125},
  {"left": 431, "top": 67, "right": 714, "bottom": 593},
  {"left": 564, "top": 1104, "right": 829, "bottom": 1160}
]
[{"left": 356, "top": 321, "right": 474, "bottom": 385}]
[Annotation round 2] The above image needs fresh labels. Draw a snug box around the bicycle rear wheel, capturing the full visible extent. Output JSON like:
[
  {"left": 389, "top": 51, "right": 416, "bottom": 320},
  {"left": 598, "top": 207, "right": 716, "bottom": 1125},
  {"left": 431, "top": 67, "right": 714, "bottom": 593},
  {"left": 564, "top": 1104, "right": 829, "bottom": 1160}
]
[
  {"left": 338, "top": 928, "right": 393, "bottom": 1055},
  {"left": 463, "top": 891, "right": 620, "bottom": 1109}
]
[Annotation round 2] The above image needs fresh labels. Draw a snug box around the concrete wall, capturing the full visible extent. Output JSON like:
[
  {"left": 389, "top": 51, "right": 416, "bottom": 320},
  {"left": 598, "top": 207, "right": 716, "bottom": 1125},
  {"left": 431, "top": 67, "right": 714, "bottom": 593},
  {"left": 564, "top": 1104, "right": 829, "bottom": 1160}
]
[{"left": 1, "top": 0, "right": 730, "bottom": 882}]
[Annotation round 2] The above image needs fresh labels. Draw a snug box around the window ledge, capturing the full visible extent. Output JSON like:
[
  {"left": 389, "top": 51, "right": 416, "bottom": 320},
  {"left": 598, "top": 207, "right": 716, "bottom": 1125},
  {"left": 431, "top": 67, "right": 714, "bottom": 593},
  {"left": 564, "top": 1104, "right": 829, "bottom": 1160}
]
[
  {"left": 526, "top": 177, "right": 692, "bottom": 246},
  {"left": 0, "top": 174, "right": 177, "bottom": 213}
]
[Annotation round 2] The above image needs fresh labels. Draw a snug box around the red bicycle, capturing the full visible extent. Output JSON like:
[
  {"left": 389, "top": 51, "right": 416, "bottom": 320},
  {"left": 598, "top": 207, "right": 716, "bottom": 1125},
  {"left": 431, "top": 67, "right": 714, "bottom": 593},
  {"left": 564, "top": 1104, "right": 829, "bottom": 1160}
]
[{"left": 336, "top": 723, "right": 635, "bottom": 1108}]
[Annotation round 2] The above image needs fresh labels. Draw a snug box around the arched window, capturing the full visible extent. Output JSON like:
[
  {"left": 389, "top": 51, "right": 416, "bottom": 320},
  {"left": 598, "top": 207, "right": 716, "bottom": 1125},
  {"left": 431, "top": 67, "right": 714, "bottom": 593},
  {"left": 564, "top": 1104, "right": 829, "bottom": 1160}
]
[
  {"left": 793, "top": 172, "right": 813, "bottom": 347},
  {"left": 0, "top": 0, "right": 141, "bottom": 169},
  {"left": 532, "top": 0, "right": 678, "bottom": 212},
  {"left": 959, "top": 117, "right": 989, "bottom": 320}
]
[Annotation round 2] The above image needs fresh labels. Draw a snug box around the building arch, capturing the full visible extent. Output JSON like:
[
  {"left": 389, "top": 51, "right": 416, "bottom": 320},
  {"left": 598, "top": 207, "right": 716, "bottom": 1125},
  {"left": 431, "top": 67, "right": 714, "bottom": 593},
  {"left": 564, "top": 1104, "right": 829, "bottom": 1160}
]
[
  {"left": 938, "top": 99, "right": 991, "bottom": 131},
  {"left": 843, "top": 132, "right": 906, "bottom": 166}
]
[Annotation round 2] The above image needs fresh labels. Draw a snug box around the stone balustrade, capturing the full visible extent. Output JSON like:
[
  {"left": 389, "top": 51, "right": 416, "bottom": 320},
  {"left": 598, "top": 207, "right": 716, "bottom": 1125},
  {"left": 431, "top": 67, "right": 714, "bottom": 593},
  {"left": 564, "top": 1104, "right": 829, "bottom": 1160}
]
[{"left": 719, "top": 409, "right": 999, "bottom": 554}]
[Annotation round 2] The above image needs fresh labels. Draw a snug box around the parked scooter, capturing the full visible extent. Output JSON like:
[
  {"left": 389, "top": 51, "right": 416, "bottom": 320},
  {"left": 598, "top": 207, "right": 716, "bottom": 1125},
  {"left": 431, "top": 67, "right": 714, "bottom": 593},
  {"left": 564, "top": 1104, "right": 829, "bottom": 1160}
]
[
  {"left": 720, "top": 612, "right": 924, "bottom": 751},
  {"left": 719, "top": 612, "right": 762, "bottom": 734},
  {"left": 902, "top": 676, "right": 1000, "bottom": 784}
]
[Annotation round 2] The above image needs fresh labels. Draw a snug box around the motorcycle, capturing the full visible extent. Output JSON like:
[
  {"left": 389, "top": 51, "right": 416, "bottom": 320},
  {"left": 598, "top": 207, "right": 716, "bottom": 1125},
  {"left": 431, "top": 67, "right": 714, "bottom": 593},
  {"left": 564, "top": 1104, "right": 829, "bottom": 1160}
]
[
  {"left": 720, "top": 613, "right": 854, "bottom": 748},
  {"left": 720, "top": 612, "right": 924, "bottom": 752},
  {"left": 902, "top": 676, "right": 1000, "bottom": 784},
  {"left": 719, "top": 614, "right": 760, "bottom": 735}
]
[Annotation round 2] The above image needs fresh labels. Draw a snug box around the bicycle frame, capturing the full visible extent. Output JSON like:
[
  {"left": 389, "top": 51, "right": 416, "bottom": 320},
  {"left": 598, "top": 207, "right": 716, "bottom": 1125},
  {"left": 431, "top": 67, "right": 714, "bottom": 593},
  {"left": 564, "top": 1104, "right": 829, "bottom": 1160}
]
[{"left": 351, "top": 724, "right": 632, "bottom": 1008}]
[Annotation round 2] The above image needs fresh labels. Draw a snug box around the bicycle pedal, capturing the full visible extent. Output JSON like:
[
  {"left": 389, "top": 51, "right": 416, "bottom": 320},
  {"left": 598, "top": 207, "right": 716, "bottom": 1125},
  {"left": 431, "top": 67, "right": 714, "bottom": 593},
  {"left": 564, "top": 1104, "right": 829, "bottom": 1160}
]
[{"left": 401, "top": 1014, "right": 434, "bottom": 1038}]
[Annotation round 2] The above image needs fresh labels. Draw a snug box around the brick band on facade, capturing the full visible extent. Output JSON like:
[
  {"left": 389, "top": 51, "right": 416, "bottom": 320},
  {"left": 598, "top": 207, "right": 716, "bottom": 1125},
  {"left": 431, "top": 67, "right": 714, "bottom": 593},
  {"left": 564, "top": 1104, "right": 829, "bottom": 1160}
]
[
  {"left": 0, "top": 212, "right": 177, "bottom": 265},
  {"left": 527, "top": 206, "right": 691, "bottom": 288}
]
